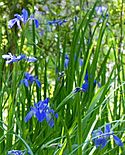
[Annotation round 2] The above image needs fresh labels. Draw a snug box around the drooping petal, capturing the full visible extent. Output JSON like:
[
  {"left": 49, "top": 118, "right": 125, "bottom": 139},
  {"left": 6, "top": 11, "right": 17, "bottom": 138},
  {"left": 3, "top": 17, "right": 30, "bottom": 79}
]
[
  {"left": 46, "top": 117, "right": 54, "bottom": 128},
  {"left": 64, "top": 54, "right": 69, "bottom": 69},
  {"left": 16, "top": 19, "right": 21, "bottom": 29},
  {"left": 8, "top": 18, "right": 17, "bottom": 29},
  {"left": 94, "top": 137, "right": 107, "bottom": 149},
  {"left": 24, "top": 111, "right": 34, "bottom": 122},
  {"left": 79, "top": 58, "right": 83, "bottom": 66},
  {"left": 23, "top": 79, "right": 29, "bottom": 87},
  {"left": 34, "top": 19, "right": 39, "bottom": 28},
  {"left": 2, "top": 54, "right": 11, "bottom": 59},
  {"left": 35, "top": 79, "right": 41, "bottom": 88},
  {"left": 55, "top": 113, "right": 58, "bottom": 118},
  {"left": 27, "top": 57, "right": 37, "bottom": 62},
  {"left": 113, "top": 135, "right": 123, "bottom": 147}
]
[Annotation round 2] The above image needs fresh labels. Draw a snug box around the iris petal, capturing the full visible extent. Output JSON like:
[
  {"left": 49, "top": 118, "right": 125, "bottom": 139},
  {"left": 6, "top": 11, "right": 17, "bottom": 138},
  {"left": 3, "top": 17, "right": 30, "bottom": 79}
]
[
  {"left": 34, "top": 19, "right": 39, "bottom": 28},
  {"left": 113, "top": 135, "right": 123, "bottom": 147},
  {"left": 8, "top": 18, "right": 17, "bottom": 28},
  {"left": 22, "top": 8, "right": 28, "bottom": 23},
  {"left": 24, "top": 111, "right": 34, "bottom": 122}
]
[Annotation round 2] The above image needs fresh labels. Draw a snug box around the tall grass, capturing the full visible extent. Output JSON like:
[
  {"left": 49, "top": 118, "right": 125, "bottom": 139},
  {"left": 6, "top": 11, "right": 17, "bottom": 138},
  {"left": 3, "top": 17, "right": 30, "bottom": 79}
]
[{"left": 0, "top": 0, "right": 125, "bottom": 155}]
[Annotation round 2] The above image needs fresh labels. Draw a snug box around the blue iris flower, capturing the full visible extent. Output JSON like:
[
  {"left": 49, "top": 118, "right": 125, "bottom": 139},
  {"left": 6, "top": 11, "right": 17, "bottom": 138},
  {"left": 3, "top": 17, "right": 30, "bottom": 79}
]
[
  {"left": 8, "top": 150, "right": 23, "bottom": 155},
  {"left": 20, "top": 72, "right": 41, "bottom": 88},
  {"left": 8, "top": 8, "right": 39, "bottom": 29},
  {"left": 48, "top": 19, "right": 67, "bottom": 26},
  {"left": 64, "top": 54, "right": 83, "bottom": 69},
  {"left": 92, "top": 124, "right": 123, "bottom": 149},
  {"left": 81, "top": 71, "right": 101, "bottom": 92},
  {"left": 64, "top": 54, "right": 69, "bottom": 69},
  {"left": 73, "top": 71, "right": 101, "bottom": 93},
  {"left": 24, "top": 98, "right": 58, "bottom": 127},
  {"left": 95, "top": 6, "right": 107, "bottom": 15},
  {"left": 2, "top": 53, "right": 26, "bottom": 64},
  {"left": 26, "top": 56, "right": 37, "bottom": 62},
  {"left": 2, "top": 53, "right": 37, "bottom": 64},
  {"left": 30, "top": 15, "right": 39, "bottom": 28}
]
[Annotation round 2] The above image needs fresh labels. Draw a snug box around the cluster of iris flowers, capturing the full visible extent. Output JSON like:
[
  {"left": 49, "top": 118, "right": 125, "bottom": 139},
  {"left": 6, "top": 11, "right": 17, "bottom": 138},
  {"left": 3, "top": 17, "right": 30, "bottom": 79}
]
[
  {"left": 92, "top": 124, "right": 123, "bottom": 148},
  {"left": 6, "top": 6, "right": 124, "bottom": 154},
  {"left": 2, "top": 53, "right": 37, "bottom": 64}
]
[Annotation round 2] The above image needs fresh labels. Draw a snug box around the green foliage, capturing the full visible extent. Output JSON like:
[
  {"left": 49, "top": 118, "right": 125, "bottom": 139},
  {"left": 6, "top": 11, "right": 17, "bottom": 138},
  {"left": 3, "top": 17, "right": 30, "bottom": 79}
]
[{"left": 0, "top": 0, "right": 125, "bottom": 155}]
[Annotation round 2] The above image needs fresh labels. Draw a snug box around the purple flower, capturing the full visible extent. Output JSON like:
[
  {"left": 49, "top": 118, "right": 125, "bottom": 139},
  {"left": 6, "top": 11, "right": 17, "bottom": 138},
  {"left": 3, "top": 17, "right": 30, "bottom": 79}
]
[
  {"left": 20, "top": 72, "right": 41, "bottom": 88},
  {"left": 2, "top": 53, "right": 37, "bottom": 64},
  {"left": 26, "top": 56, "right": 37, "bottom": 62},
  {"left": 81, "top": 71, "right": 101, "bottom": 92},
  {"left": 8, "top": 18, "right": 21, "bottom": 29},
  {"left": 79, "top": 58, "right": 83, "bottom": 66},
  {"left": 73, "top": 71, "right": 101, "bottom": 93},
  {"left": 8, "top": 8, "right": 39, "bottom": 29},
  {"left": 8, "top": 150, "right": 23, "bottom": 155},
  {"left": 48, "top": 19, "right": 67, "bottom": 26},
  {"left": 64, "top": 54, "right": 69, "bottom": 69},
  {"left": 95, "top": 6, "right": 107, "bottom": 15},
  {"left": 21, "top": 8, "right": 28, "bottom": 24},
  {"left": 64, "top": 54, "right": 83, "bottom": 69},
  {"left": 2, "top": 53, "right": 26, "bottom": 64},
  {"left": 92, "top": 124, "right": 123, "bottom": 149},
  {"left": 105, "top": 124, "right": 123, "bottom": 146},
  {"left": 30, "top": 15, "right": 39, "bottom": 28},
  {"left": 24, "top": 98, "right": 58, "bottom": 127}
]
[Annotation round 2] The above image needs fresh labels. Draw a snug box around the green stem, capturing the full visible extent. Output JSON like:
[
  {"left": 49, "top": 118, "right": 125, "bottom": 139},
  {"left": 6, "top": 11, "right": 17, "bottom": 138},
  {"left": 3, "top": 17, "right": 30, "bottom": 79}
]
[{"left": 77, "top": 94, "right": 82, "bottom": 155}]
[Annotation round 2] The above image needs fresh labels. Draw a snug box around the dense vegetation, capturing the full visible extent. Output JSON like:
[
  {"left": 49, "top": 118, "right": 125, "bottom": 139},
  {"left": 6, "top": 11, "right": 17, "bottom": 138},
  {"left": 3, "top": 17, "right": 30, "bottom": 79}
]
[{"left": 0, "top": 0, "right": 125, "bottom": 154}]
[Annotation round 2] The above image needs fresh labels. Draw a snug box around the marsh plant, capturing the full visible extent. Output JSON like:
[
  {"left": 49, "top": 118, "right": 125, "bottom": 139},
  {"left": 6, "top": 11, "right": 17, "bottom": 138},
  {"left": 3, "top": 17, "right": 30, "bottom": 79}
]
[{"left": 0, "top": 0, "right": 125, "bottom": 155}]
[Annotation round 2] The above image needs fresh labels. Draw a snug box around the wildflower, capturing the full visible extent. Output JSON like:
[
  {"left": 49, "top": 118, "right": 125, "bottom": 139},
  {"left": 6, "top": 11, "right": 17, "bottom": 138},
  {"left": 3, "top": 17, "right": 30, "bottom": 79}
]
[
  {"left": 79, "top": 58, "right": 83, "bottom": 66},
  {"left": 30, "top": 15, "right": 39, "bottom": 28},
  {"left": 8, "top": 8, "right": 39, "bottom": 29},
  {"left": 73, "top": 71, "right": 101, "bottom": 93},
  {"left": 16, "top": 54, "right": 27, "bottom": 61},
  {"left": 48, "top": 19, "right": 67, "bottom": 26},
  {"left": 2, "top": 53, "right": 37, "bottom": 64},
  {"left": 92, "top": 124, "right": 123, "bottom": 149},
  {"left": 26, "top": 56, "right": 37, "bottom": 62},
  {"left": 81, "top": 71, "right": 101, "bottom": 92},
  {"left": 2, "top": 53, "right": 26, "bottom": 64},
  {"left": 8, "top": 150, "right": 23, "bottom": 155},
  {"left": 24, "top": 98, "right": 58, "bottom": 127},
  {"left": 64, "top": 54, "right": 69, "bottom": 69},
  {"left": 20, "top": 72, "right": 41, "bottom": 88},
  {"left": 95, "top": 6, "right": 107, "bottom": 15},
  {"left": 57, "top": 71, "right": 65, "bottom": 81},
  {"left": 64, "top": 54, "right": 83, "bottom": 69}
]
